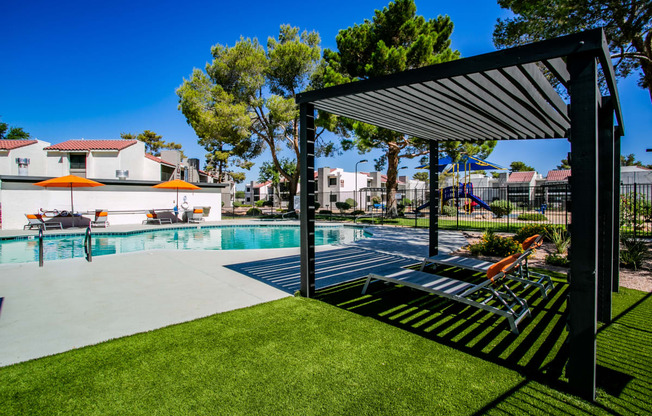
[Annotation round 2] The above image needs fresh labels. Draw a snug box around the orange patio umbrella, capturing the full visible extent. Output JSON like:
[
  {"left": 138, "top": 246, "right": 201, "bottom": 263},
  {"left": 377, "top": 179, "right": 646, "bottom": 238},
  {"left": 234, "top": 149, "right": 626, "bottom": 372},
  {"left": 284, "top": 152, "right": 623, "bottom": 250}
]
[
  {"left": 152, "top": 179, "right": 200, "bottom": 212},
  {"left": 34, "top": 175, "right": 105, "bottom": 226}
]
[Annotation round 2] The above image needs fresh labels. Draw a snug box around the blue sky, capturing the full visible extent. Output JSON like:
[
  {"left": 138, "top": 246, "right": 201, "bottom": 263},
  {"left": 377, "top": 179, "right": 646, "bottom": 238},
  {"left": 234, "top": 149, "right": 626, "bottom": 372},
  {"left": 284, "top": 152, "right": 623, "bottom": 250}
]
[{"left": 2, "top": 0, "right": 650, "bottom": 188}]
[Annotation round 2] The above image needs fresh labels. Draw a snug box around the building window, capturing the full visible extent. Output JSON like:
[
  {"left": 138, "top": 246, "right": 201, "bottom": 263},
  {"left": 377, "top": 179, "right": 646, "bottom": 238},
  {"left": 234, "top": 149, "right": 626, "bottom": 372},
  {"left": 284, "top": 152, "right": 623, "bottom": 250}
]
[
  {"left": 69, "top": 154, "right": 86, "bottom": 170},
  {"left": 330, "top": 194, "right": 337, "bottom": 202},
  {"left": 328, "top": 177, "right": 337, "bottom": 186}
]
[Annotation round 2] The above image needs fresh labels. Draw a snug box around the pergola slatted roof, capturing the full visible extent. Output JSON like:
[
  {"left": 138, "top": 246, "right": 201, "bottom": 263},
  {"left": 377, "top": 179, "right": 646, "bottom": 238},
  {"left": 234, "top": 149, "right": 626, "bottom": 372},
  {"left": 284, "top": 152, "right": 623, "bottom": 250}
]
[{"left": 297, "top": 28, "right": 623, "bottom": 141}]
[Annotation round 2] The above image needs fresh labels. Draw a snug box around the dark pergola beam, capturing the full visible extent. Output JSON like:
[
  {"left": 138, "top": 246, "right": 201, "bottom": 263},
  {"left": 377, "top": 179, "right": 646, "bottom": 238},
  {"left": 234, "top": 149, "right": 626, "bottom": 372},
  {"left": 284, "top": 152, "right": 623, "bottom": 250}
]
[
  {"left": 598, "top": 96, "right": 615, "bottom": 322},
  {"left": 613, "top": 133, "right": 622, "bottom": 292},
  {"left": 567, "top": 52, "right": 599, "bottom": 401},
  {"left": 299, "top": 103, "right": 316, "bottom": 298},
  {"left": 429, "top": 141, "right": 439, "bottom": 257}
]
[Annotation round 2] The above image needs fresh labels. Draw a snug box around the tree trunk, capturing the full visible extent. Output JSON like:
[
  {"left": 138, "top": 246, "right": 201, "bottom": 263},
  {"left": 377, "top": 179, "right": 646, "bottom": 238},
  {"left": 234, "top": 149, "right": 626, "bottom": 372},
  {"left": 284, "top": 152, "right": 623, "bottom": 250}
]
[
  {"left": 385, "top": 143, "right": 400, "bottom": 218},
  {"left": 287, "top": 171, "right": 299, "bottom": 211}
]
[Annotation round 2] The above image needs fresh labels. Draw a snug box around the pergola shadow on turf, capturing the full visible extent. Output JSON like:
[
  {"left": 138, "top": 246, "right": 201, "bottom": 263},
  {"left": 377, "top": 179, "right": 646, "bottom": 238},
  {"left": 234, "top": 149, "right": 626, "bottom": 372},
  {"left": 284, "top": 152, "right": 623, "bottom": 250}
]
[{"left": 296, "top": 28, "right": 623, "bottom": 401}]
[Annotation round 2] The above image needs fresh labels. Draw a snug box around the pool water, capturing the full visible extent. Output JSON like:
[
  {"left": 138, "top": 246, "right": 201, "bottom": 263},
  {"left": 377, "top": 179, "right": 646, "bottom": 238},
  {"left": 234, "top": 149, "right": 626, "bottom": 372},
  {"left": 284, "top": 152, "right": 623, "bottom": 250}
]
[{"left": 0, "top": 226, "right": 368, "bottom": 264}]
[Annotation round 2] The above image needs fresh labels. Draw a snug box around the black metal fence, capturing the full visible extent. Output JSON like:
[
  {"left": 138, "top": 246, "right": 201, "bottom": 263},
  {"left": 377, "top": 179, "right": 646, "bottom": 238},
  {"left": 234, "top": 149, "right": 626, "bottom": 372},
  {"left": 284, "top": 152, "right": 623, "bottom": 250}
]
[{"left": 222, "top": 183, "right": 652, "bottom": 238}]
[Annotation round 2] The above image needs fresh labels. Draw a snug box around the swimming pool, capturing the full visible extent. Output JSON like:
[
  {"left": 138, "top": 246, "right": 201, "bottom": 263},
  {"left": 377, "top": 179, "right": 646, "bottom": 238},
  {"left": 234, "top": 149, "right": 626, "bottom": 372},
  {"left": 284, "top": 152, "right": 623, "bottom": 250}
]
[{"left": 0, "top": 225, "right": 369, "bottom": 264}]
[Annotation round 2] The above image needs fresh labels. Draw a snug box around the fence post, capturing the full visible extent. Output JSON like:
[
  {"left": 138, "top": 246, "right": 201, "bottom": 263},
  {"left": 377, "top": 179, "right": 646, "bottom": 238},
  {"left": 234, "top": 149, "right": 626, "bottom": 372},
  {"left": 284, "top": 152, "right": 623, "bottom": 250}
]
[
  {"left": 633, "top": 183, "right": 637, "bottom": 239},
  {"left": 506, "top": 187, "right": 510, "bottom": 232}
]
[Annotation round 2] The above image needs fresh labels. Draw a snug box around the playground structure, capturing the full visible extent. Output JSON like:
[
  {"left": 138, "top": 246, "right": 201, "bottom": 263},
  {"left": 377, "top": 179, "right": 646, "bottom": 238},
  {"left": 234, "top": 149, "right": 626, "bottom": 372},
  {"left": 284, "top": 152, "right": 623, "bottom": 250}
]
[
  {"left": 416, "top": 155, "right": 501, "bottom": 214},
  {"left": 416, "top": 183, "right": 491, "bottom": 213}
]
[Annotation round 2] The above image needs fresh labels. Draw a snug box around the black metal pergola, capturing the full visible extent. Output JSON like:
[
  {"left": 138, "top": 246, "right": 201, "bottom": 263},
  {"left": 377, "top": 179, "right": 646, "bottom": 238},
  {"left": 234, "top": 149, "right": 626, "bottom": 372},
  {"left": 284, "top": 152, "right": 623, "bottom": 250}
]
[{"left": 295, "top": 28, "right": 623, "bottom": 401}]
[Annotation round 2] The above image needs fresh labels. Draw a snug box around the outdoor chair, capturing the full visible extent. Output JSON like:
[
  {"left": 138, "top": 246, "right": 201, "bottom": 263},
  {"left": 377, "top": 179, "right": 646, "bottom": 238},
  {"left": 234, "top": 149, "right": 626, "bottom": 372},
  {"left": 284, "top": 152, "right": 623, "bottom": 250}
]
[
  {"left": 142, "top": 211, "right": 173, "bottom": 225},
  {"left": 419, "top": 234, "right": 553, "bottom": 298},
  {"left": 23, "top": 214, "right": 63, "bottom": 230},
  {"left": 91, "top": 209, "right": 109, "bottom": 228},
  {"left": 188, "top": 207, "right": 204, "bottom": 223},
  {"left": 362, "top": 251, "right": 532, "bottom": 334}
]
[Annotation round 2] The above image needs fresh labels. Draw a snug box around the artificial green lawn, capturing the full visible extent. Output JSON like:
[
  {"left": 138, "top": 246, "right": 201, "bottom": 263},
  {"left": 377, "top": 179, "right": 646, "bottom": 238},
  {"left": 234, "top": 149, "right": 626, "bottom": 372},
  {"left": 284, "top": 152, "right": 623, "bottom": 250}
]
[{"left": 1, "top": 275, "right": 650, "bottom": 415}]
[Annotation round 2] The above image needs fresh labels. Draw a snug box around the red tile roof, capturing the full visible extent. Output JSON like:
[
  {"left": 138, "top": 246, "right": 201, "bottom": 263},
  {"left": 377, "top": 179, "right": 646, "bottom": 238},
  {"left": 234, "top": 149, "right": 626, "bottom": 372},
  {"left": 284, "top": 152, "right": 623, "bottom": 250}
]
[
  {"left": 145, "top": 153, "right": 176, "bottom": 166},
  {"left": 546, "top": 169, "right": 571, "bottom": 182},
  {"left": 507, "top": 171, "right": 535, "bottom": 183},
  {"left": 254, "top": 181, "right": 272, "bottom": 188},
  {"left": 0, "top": 139, "right": 38, "bottom": 150},
  {"left": 44, "top": 139, "right": 137, "bottom": 151}
]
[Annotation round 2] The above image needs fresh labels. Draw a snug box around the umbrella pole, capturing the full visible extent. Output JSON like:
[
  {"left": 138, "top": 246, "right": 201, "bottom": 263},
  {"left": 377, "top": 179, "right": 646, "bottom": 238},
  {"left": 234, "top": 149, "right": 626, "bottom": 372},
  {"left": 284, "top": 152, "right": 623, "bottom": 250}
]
[{"left": 71, "top": 184, "right": 74, "bottom": 227}]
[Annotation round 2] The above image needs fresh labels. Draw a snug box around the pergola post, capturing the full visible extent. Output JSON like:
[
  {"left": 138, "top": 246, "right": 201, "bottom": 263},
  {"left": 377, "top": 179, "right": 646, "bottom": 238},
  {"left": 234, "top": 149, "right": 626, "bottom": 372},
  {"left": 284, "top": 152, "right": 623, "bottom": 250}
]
[
  {"left": 612, "top": 132, "right": 621, "bottom": 292},
  {"left": 567, "top": 53, "right": 599, "bottom": 401},
  {"left": 299, "top": 103, "right": 316, "bottom": 298},
  {"left": 598, "top": 96, "right": 615, "bottom": 322},
  {"left": 429, "top": 141, "right": 439, "bottom": 257}
]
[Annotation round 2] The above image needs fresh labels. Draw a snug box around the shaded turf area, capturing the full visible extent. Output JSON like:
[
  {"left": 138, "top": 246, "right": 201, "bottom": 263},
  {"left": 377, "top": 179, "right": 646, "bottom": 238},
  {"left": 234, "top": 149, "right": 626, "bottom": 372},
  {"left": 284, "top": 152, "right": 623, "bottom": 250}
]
[{"left": 0, "top": 267, "right": 649, "bottom": 415}]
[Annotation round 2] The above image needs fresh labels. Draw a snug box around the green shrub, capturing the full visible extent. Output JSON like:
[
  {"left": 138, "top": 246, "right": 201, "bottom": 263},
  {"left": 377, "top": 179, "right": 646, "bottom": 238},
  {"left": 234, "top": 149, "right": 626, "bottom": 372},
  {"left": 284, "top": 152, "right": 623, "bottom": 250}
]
[
  {"left": 314, "top": 202, "right": 320, "bottom": 210},
  {"left": 490, "top": 200, "right": 514, "bottom": 218},
  {"left": 247, "top": 207, "right": 262, "bottom": 216},
  {"left": 262, "top": 200, "right": 273, "bottom": 207},
  {"left": 517, "top": 213, "right": 548, "bottom": 221},
  {"left": 442, "top": 205, "right": 457, "bottom": 217},
  {"left": 235, "top": 191, "right": 245, "bottom": 199},
  {"left": 514, "top": 224, "right": 557, "bottom": 243},
  {"left": 546, "top": 254, "right": 570, "bottom": 267},
  {"left": 233, "top": 201, "right": 243, "bottom": 208},
  {"left": 397, "top": 203, "right": 406, "bottom": 216},
  {"left": 620, "top": 237, "right": 648, "bottom": 270},
  {"left": 468, "top": 229, "right": 522, "bottom": 258},
  {"left": 345, "top": 198, "right": 356, "bottom": 208},
  {"left": 371, "top": 196, "right": 381, "bottom": 204},
  {"left": 319, "top": 210, "right": 332, "bottom": 215},
  {"left": 335, "top": 201, "right": 351, "bottom": 213},
  {"left": 352, "top": 210, "right": 365, "bottom": 216},
  {"left": 402, "top": 198, "right": 412, "bottom": 206},
  {"left": 546, "top": 227, "right": 570, "bottom": 255},
  {"left": 254, "top": 200, "right": 266, "bottom": 207}
]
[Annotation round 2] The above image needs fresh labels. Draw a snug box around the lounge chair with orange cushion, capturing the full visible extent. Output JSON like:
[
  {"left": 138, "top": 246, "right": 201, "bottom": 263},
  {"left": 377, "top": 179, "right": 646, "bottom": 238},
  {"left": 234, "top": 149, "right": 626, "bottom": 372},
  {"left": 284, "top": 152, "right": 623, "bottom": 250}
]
[
  {"left": 419, "top": 234, "right": 553, "bottom": 298},
  {"left": 188, "top": 207, "right": 204, "bottom": 223},
  {"left": 24, "top": 214, "right": 63, "bottom": 230},
  {"left": 361, "top": 251, "right": 532, "bottom": 334},
  {"left": 91, "top": 209, "right": 109, "bottom": 228},
  {"left": 142, "top": 211, "right": 173, "bottom": 225}
]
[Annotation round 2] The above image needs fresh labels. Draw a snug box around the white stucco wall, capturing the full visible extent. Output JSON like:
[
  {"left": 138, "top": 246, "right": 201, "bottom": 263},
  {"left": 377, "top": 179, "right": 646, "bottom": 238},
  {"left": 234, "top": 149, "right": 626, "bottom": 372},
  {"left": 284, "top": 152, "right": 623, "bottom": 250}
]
[
  {"left": 0, "top": 140, "right": 50, "bottom": 176},
  {"left": 1, "top": 186, "right": 222, "bottom": 230},
  {"left": 45, "top": 152, "right": 69, "bottom": 177}
]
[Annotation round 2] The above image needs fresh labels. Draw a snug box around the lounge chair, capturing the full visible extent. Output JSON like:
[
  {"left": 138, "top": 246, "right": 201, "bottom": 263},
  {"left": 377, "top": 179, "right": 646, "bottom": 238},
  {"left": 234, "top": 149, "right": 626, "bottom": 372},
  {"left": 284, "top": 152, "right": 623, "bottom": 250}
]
[
  {"left": 23, "top": 214, "right": 63, "bottom": 230},
  {"left": 419, "top": 234, "right": 553, "bottom": 298},
  {"left": 142, "top": 211, "right": 173, "bottom": 225},
  {"left": 187, "top": 207, "right": 204, "bottom": 223},
  {"left": 91, "top": 209, "right": 109, "bottom": 228},
  {"left": 362, "top": 251, "right": 532, "bottom": 334}
]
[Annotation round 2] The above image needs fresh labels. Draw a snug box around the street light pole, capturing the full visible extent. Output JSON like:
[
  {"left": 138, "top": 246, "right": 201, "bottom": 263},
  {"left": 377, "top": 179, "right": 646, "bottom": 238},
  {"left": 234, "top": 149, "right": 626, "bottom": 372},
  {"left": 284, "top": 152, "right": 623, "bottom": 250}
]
[{"left": 355, "top": 159, "right": 368, "bottom": 211}]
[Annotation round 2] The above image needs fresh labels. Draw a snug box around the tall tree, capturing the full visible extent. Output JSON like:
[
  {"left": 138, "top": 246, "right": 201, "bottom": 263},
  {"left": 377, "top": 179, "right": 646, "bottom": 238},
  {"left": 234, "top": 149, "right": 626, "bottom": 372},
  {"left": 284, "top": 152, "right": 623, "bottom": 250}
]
[
  {"left": 510, "top": 160, "right": 535, "bottom": 171},
  {"left": 120, "top": 130, "right": 184, "bottom": 157},
  {"left": 494, "top": 0, "right": 652, "bottom": 101},
  {"left": 0, "top": 119, "right": 31, "bottom": 140},
  {"left": 177, "top": 25, "right": 332, "bottom": 209},
  {"left": 412, "top": 171, "right": 429, "bottom": 182},
  {"left": 259, "top": 158, "right": 297, "bottom": 207},
  {"left": 557, "top": 157, "right": 571, "bottom": 170},
  {"left": 321, "top": 0, "right": 494, "bottom": 217},
  {"left": 621, "top": 153, "right": 652, "bottom": 169}
]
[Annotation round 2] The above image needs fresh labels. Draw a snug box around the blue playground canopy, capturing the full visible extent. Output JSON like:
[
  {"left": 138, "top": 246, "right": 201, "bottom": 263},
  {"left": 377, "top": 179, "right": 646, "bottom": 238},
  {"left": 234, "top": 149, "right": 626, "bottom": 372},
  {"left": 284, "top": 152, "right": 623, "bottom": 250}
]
[{"left": 418, "top": 155, "right": 506, "bottom": 173}]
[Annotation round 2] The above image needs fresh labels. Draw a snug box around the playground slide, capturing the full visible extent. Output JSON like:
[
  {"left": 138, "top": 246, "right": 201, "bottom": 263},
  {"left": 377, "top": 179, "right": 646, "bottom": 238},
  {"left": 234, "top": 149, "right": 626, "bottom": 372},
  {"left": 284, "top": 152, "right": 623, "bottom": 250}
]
[
  {"left": 467, "top": 193, "right": 491, "bottom": 211},
  {"left": 415, "top": 187, "right": 491, "bottom": 212}
]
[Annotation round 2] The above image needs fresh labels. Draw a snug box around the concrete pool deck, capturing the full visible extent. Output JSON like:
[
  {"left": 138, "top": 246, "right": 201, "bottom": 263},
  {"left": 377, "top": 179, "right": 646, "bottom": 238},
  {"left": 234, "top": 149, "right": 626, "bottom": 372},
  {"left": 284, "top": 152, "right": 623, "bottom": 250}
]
[{"left": 0, "top": 222, "right": 467, "bottom": 367}]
